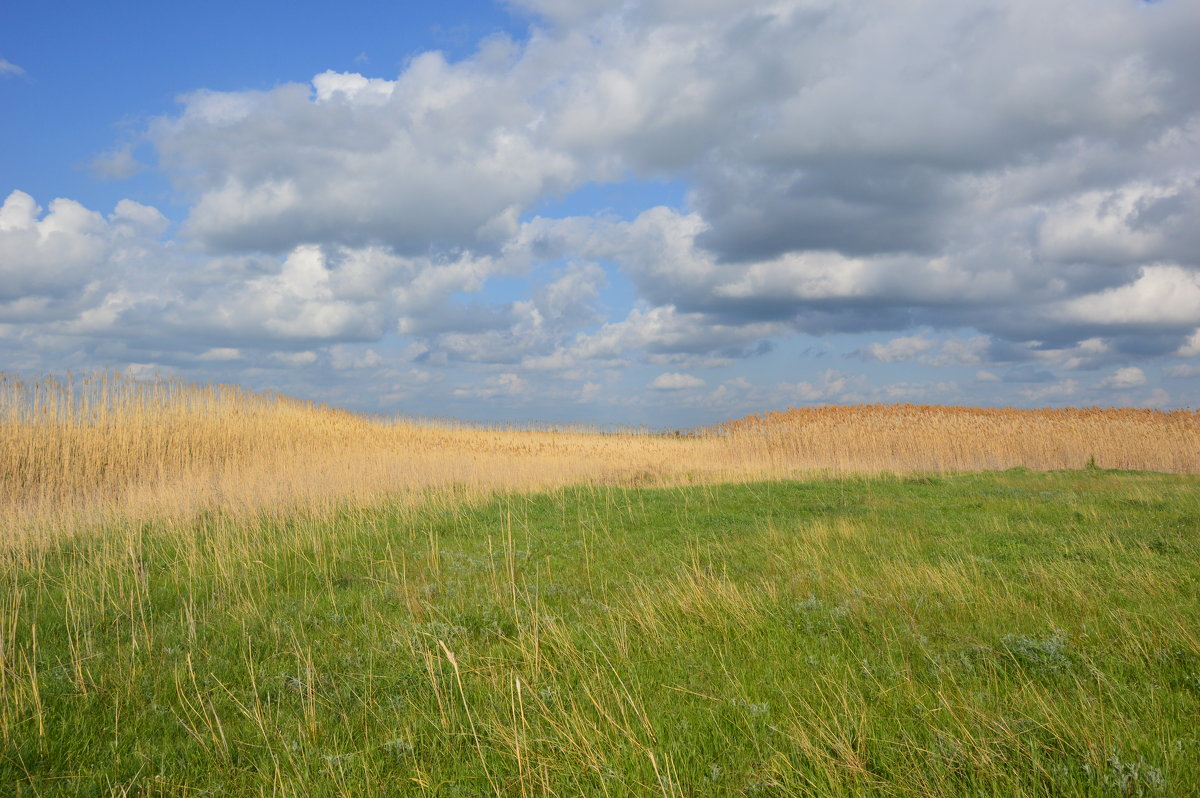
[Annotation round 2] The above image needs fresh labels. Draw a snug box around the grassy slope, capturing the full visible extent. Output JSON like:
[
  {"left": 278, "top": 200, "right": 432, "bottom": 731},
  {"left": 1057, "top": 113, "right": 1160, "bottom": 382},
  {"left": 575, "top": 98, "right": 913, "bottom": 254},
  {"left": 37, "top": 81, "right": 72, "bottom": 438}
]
[{"left": 3, "top": 470, "right": 1199, "bottom": 796}]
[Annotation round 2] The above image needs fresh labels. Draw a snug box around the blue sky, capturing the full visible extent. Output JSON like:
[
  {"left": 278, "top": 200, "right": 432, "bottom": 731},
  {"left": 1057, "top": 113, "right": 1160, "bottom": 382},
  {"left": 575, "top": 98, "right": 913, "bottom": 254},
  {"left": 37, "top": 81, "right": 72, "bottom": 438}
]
[{"left": 2, "top": 0, "right": 1198, "bottom": 426}]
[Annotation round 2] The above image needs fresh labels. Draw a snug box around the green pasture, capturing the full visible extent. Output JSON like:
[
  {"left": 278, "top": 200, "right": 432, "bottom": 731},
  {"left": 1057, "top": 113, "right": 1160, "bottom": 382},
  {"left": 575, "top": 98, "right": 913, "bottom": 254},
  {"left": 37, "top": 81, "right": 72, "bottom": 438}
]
[{"left": 3, "top": 469, "right": 1198, "bottom": 796}]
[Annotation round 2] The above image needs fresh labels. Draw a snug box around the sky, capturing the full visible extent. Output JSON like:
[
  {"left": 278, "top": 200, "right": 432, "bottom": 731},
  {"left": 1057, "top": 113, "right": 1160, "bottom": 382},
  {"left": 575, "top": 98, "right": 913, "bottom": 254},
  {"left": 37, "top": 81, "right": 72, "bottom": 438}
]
[{"left": 2, "top": 0, "right": 1199, "bottom": 426}]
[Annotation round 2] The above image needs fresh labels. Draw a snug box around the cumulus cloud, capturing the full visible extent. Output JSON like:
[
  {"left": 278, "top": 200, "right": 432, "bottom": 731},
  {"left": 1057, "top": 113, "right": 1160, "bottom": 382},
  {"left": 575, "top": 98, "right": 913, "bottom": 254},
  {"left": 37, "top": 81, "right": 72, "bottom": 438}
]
[
  {"left": 1037, "top": 181, "right": 1200, "bottom": 267},
  {"left": 567, "top": 304, "right": 784, "bottom": 363},
  {"left": 0, "top": 191, "right": 522, "bottom": 360},
  {"left": 538, "top": 200, "right": 1198, "bottom": 354},
  {"left": 1, "top": 191, "right": 107, "bottom": 304},
  {"left": 777, "top": 370, "right": 867, "bottom": 404},
  {"left": 454, "top": 371, "right": 531, "bottom": 399},
  {"left": 964, "top": 337, "right": 1127, "bottom": 375},
  {"left": 197, "top": 347, "right": 241, "bottom": 361},
  {"left": 1098, "top": 366, "right": 1148, "bottom": 390},
  {"left": 1176, "top": 329, "right": 1200, "bottom": 357},
  {"left": 0, "top": 190, "right": 167, "bottom": 323},
  {"left": 1019, "top": 379, "right": 1080, "bottom": 403},
  {"left": 330, "top": 346, "right": 383, "bottom": 370},
  {"left": 1058, "top": 265, "right": 1200, "bottom": 328},
  {"left": 172, "top": 245, "right": 392, "bottom": 342},
  {"left": 154, "top": 47, "right": 581, "bottom": 254},
  {"left": 578, "top": 381, "right": 602, "bottom": 402},
  {"left": 857, "top": 336, "right": 935, "bottom": 363},
  {"left": 272, "top": 350, "right": 318, "bottom": 367},
  {"left": 650, "top": 372, "right": 704, "bottom": 391},
  {"left": 415, "top": 260, "right": 608, "bottom": 366},
  {"left": 928, "top": 337, "right": 990, "bottom": 367}
]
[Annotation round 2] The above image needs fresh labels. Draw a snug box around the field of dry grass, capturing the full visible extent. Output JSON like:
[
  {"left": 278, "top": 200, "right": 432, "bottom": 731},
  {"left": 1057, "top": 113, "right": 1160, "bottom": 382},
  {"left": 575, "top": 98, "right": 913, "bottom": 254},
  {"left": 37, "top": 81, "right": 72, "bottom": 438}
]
[
  {"left": 715, "top": 403, "right": 1200, "bottom": 473},
  {"left": 3, "top": 372, "right": 1198, "bottom": 549}
]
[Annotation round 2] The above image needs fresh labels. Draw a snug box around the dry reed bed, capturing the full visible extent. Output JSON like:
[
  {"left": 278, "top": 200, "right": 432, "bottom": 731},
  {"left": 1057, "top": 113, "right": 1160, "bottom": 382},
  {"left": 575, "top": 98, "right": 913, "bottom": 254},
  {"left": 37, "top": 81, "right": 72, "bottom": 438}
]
[
  {"left": 2, "top": 373, "right": 1198, "bottom": 548},
  {"left": 715, "top": 404, "right": 1200, "bottom": 473}
]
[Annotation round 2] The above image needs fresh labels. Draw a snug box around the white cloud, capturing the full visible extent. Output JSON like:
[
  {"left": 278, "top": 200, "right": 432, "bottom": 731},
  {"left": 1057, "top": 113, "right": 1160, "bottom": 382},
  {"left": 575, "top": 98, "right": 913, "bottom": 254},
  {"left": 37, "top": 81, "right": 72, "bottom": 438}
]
[
  {"left": 1020, "top": 337, "right": 1115, "bottom": 372},
  {"left": 154, "top": 53, "right": 582, "bottom": 254},
  {"left": 197, "top": 245, "right": 387, "bottom": 341},
  {"left": 0, "top": 58, "right": 24, "bottom": 77},
  {"left": 1098, "top": 366, "right": 1147, "bottom": 390},
  {"left": 650, "top": 372, "right": 704, "bottom": 391},
  {"left": 197, "top": 347, "right": 241, "bottom": 361},
  {"left": 928, "top": 337, "right": 990, "bottom": 367},
  {"left": 777, "top": 370, "right": 867, "bottom": 404},
  {"left": 0, "top": 190, "right": 166, "bottom": 324},
  {"left": 1060, "top": 266, "right": 1200, "bottom": 328},
  {"left": 311, "top": 70, "right": 395, "bottom": 105},
  {"left": 1020, "top": 379, "right": 1079, "bottom": 402},
  {"left": 1178, "top": 329, "right": 1200, "bottom": 357},
  {"left": 124, "top": 363, "right": 166, "bottom": 380},
  {"left": 453, "top": 371, "right": 531, "bottom": 399},
  {"left": 645, "top": 352, "right": 735, "bottom": 369},
  {"left": 0, "top": 190, "right": 131, "bottom": 322},
  {"left": 1036, "top": 181, "right": 1193, "bottom": 266},
  {"left": 881, "top": 381, "right": 960, "bottom": 402},
  {"left": 111, "top": 199, "right": 169, "bottom": 237},
  {"left": 330, "top": 346, "right": 383, "bottom": 370},
  {"left": 536, "top": 262, "right": 606, "bottom": 327},
  {"left": 572, "top": 304, "right": 783, "bottom": 362},
  {"left": 0, "top": 192, "right": 516, "bottom": 357},
  {"left": 858, "top": 336, "right": 934, "bottom": 363},
  {"left": 272, "top": 351, "right": 318, "bottom": 367},
  {"left": 562, "top": 204, "right": 1197, "bottom": 344},
  {"left": 704, "top": 376, "right": 757, "bottom": 408}
]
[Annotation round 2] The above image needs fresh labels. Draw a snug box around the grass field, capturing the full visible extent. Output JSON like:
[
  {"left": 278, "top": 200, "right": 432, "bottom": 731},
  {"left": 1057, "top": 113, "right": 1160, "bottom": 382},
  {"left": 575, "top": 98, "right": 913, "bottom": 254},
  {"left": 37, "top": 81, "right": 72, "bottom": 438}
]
[
  {"left": 2, "top": 375, "right": 1198, "bottom": 795},
  {"left": 3, "top": 469, "right": 1198, "bottom": 796}
]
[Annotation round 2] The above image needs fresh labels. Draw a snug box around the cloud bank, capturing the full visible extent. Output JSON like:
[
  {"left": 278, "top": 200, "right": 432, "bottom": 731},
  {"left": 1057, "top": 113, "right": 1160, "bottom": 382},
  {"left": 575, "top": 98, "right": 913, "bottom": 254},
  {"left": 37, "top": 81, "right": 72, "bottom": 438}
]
[{"left": 4, "top": 0, "right": 1199, "bottom": 420}]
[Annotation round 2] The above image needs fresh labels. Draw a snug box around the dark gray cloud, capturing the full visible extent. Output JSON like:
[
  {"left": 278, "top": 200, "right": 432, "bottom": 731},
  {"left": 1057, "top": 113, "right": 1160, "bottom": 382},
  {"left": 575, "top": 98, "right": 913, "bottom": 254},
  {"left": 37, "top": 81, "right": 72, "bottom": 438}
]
[{"left": 694, "top": 163, "right": 955, "bottom": 261}]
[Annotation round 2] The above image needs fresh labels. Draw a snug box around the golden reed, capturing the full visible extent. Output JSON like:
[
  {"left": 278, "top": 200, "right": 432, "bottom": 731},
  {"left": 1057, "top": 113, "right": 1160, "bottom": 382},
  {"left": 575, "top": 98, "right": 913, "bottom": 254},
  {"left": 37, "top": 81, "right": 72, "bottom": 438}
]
[{"left": 3, "top": 372, "right": 1197, "bottom": 548}]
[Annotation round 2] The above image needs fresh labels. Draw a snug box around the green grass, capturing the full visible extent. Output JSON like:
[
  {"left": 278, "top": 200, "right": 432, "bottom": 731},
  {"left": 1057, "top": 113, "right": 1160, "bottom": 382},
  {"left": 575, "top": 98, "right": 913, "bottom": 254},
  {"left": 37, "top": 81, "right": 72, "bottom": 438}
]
[{"left": 3, "top": 470, "right": 1199, "bottom": 796}]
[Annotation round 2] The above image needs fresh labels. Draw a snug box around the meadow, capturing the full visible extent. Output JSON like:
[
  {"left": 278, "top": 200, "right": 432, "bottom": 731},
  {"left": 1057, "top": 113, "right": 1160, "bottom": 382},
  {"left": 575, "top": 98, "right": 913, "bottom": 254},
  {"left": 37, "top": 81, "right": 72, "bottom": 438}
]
[{"left": 1, "top": 374, "right": 1198, "bottom": 795}]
